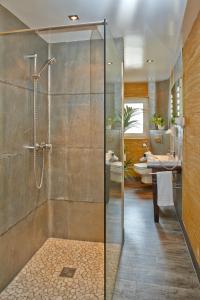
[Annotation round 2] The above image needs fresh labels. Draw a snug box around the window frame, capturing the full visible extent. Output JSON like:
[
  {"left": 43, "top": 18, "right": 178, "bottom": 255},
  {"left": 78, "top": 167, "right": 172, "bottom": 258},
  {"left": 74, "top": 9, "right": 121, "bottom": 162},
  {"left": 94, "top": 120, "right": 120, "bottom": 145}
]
[{"left": 124, "top": 97, "right": 149, "bottom": 139}]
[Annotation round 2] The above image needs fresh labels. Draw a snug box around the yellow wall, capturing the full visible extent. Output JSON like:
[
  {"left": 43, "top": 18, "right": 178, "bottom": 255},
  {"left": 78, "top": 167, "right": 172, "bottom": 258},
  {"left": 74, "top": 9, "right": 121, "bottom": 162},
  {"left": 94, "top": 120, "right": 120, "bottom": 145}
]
[
  {"left": 183, "top": 12, "right": 200, "bottom": 265},
  {"left": 124, "top": 82, "right": 149, "bottom": 176},
  {"left": 125, "top": 138, "right": 149, "bottom": 176},
  {"left": 124, "top": 82, "right": 148, "bottom": 98}
]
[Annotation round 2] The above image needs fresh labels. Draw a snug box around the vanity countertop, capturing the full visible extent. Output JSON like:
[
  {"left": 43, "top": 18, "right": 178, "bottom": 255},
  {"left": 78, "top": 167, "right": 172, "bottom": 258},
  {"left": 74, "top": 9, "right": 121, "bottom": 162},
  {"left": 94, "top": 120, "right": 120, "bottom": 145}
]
[{"left": 147, "top": 155, "right": 182, "bottom": 169}]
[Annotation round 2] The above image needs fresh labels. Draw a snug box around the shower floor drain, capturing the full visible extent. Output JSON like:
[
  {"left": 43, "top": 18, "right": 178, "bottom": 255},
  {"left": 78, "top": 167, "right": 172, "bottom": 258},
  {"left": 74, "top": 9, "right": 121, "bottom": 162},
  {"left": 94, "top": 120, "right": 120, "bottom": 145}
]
[{"left": 59, "top": 267, "right": 76, "bottom": 278}]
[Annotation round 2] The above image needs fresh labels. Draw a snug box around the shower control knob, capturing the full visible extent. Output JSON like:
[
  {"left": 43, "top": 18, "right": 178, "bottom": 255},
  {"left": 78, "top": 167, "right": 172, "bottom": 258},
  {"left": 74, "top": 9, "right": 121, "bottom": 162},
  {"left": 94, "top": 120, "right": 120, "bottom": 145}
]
[
  {"left": 44, "top": 143, "right": 52, "bottom": 152},
  {"left": 35, "top": 143, "right": 41, "bottom": 151}
]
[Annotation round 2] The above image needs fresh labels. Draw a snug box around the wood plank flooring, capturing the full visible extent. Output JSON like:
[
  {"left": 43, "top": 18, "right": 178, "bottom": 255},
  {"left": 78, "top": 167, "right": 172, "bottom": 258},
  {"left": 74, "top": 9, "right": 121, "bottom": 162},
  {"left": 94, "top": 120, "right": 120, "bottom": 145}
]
[{"left": 113, "top": 182, "right": 200, "bottom": 300}]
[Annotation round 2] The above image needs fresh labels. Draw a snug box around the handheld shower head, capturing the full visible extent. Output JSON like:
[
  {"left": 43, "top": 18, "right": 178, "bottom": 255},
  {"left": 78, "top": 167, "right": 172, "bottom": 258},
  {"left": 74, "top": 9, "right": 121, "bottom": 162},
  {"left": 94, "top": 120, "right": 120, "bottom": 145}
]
[
  {"left": 33, "top": 57, "right": 56, "bottom": 79},
  {"left": 48, "top": 57, "right": 56, "bottom": 65}
]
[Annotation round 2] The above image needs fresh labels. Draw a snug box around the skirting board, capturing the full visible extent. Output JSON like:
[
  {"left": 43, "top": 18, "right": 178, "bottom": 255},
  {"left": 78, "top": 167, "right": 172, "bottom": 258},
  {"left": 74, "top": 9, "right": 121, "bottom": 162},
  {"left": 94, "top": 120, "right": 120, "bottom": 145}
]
[{"left": 179, "top": 219, "right": 200, "bottom": 282}]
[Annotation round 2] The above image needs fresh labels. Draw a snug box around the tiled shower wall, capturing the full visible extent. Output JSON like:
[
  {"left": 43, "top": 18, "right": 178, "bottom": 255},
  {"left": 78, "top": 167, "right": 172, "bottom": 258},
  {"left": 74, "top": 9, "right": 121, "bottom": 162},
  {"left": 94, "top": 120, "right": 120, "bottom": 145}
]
[
  {"left": 0, "top": 5, "right": 49, "bottom": 291},
  {"left": 49, "top": 37, "right": 104, "bottom": 242}
]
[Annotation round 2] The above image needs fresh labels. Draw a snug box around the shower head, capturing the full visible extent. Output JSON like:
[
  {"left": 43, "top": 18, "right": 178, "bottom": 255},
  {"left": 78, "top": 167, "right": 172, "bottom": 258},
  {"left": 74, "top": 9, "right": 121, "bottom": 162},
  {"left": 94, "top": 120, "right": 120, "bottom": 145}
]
[
  {"left": 33, "top": 57, "right": 56, "bottom": 79},
  {"left": 48, "top": 57, "right": 56, "bottom": 65}
]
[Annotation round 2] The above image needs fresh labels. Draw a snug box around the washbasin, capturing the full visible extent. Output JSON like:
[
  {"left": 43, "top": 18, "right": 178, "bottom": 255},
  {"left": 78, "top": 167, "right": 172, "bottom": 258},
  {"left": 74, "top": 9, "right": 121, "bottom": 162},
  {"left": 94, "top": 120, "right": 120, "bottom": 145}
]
[{"left": 147, "top": 154, "right": 181, "bottom": 167}]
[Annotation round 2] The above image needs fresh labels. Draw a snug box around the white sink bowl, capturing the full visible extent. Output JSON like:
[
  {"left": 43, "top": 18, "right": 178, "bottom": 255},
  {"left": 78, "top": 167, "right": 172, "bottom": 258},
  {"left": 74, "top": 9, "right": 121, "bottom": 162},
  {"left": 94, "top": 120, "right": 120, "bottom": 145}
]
[{"left": 147, "top": 155, "right": 181, "bottom": 167}]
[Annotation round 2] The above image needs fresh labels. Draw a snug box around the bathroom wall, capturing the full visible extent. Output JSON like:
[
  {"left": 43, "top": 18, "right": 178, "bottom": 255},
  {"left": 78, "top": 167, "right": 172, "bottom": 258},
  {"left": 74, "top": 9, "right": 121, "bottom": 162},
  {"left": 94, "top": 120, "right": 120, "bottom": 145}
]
[
  {"left": 125, "top": 138, "right": 149, "bottom": 177},
  {"left": 0, "top": 5, "right": 49, "bottom": 291},
  {"left": 49, "top": 36, "right": 104, "bottom": 242},
  {"left": 148, "top": 81, "right": 156, "bottom": 129},
  {"left": 183, "top": 11, "right": 200, "bottom": 266},
  {"left": 124, "top": 82, "right": 148, "bottom": 98},
  {"left": 156, "top": 79, "right": 170, "bottom": 126},
  {"left": 124, "top": 82, "right": 149, "bottom": 177}
]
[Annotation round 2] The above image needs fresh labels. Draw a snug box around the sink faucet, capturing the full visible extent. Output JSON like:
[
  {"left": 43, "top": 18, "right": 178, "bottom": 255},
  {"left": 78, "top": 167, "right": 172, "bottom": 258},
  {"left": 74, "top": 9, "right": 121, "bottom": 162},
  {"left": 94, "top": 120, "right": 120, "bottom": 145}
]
[{"left": 142, "top": 143, "right": 150, "bottom": 151}]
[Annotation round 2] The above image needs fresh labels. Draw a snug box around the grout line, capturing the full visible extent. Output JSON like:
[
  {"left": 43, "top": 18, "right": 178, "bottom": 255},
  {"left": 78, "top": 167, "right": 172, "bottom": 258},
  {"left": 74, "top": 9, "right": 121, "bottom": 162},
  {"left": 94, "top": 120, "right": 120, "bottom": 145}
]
[{"left": 0, "top": 201, "right": 47, "bottom": 238}]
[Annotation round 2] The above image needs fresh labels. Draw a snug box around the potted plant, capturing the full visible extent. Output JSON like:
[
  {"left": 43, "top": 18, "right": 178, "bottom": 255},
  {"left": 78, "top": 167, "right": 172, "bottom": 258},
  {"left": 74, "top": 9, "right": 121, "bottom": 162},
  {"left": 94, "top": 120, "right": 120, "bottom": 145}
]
[
  {"left": 171, "top": 113, "right": 177, "bottom": 126},
  {"left": 123, "top": 105, "right": 140, "bottom": 132},
  {"left": 151, "top": 113, "right": 165, "bottom": 130},
  {"left": 106, "top": 116, "right": 116, "bottom": 129}
]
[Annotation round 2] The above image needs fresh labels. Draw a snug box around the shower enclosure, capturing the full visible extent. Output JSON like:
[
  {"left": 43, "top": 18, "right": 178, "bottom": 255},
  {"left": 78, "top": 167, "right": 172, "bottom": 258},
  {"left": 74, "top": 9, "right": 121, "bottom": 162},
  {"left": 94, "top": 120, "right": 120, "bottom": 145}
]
[{"left": 0, "top": 6, "right": 123, "bottom": 299}]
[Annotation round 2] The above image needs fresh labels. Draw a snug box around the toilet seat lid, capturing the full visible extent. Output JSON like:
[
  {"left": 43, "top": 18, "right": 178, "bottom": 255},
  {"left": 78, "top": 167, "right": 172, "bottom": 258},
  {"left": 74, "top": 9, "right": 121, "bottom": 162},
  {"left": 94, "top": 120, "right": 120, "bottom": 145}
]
[{"left": 134, "top": 163, "right": 147, "bottom": 169}]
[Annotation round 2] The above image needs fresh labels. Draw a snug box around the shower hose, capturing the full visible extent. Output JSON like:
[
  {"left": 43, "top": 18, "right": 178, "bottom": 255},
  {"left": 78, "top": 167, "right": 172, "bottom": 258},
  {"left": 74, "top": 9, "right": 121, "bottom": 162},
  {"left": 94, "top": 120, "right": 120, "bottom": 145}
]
[{"left": 33, "top": 78, "right": 45, "bottom": 189}]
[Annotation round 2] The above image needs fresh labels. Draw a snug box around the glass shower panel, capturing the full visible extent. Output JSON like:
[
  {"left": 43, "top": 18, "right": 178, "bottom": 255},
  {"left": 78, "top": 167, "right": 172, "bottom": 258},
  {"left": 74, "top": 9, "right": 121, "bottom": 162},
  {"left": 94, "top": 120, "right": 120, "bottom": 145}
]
[
  {"left": 0, "top": 21, "right": 123, "bottom": 297},
  {"left": 105, "top": 27, "right": 124, "bottom": 299},
  {"left": 0, "top": 24, "right": 105, "bottom": 295}
]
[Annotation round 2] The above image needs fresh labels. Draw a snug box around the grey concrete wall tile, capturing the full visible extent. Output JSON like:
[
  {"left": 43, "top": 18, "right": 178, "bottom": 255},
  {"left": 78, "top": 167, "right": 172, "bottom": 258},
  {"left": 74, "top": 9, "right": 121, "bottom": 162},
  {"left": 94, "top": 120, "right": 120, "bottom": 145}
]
[
  {"left": 88, "top": 149, "right": 104, "bottom": 202},
  {"left": 49, "top": 199, "right": 103, "bottom": 242},
  {"left": 0, "top": 151, "right": 48, "bottom": 236},
  {"left": 50, "top": 41, "right": 90, "bottom": 94},
  {"left": 67, "top": 201, "right": 104, "bottom": 242},
  {"left": 50, "top": 147, "right": 104, "bottom": 203},
  {"left": 90, "top": 37, "right": 104, "bottom": 94},
  {"left": 0, "top": 4, "right": 49, "bottom": 291},
  {"left": 50, "top": 146, "right": 69, "bottom": 200},
  {"left": 48, "top": 200, "right": 68, "bottom": 239},
  {"left": 90, "top": 94, "right": 104, "bottom": 148},
  {"left": 50, "top": 95, "right": 90, "bottom": 147},
  {"left": 0, "top": 34, "right": 48, "bottom": 93},
  {"left": 0, "top": 202, "right": 48, "bottom": 292}
]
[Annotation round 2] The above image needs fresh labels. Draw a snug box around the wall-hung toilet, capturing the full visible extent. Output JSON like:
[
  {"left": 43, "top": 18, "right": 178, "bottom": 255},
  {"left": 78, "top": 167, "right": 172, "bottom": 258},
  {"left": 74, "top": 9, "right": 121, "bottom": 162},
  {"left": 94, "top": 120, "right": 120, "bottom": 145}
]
[
  {"left": 133, "top": 163, "right": 152, "bottom": 184},
  {"left": 110, "top": 161, "right": 123, "bottom": 183},
  {"left": 106, "top": 150, "right": 123, "bottom": 183}
]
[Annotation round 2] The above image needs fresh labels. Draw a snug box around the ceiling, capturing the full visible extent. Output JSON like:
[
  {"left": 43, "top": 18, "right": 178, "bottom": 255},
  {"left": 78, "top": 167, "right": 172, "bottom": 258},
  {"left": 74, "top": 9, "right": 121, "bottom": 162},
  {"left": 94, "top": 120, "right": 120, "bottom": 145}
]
[{"left": 0, "top": 0, "right": 198, "bottom": 82}]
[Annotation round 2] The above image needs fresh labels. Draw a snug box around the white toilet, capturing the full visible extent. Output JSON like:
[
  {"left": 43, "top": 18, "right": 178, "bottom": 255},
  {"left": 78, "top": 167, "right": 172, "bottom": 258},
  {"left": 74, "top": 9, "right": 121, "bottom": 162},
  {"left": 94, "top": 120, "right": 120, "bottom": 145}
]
[
  {"left": 133, "top": 163, "right": 152, "bottom": 184},
  {"left": 110, "top": 161, "right": 123, "bottom": 183}
]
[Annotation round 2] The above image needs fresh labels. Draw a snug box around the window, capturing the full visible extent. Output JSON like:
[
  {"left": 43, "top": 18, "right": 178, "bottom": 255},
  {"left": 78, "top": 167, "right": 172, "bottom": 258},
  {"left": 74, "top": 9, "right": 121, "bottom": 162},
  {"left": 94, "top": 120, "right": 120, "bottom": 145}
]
[{"left": 124, "top": 98, "right": 148, "bottom": 138}]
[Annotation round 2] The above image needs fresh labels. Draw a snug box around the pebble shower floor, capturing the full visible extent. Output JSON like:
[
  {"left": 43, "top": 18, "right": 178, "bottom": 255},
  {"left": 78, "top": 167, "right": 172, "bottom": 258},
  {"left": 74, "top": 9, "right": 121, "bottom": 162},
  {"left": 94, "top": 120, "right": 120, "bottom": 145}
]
[{"left": 0, "top": 239, "right": 104, "bottom": 299}]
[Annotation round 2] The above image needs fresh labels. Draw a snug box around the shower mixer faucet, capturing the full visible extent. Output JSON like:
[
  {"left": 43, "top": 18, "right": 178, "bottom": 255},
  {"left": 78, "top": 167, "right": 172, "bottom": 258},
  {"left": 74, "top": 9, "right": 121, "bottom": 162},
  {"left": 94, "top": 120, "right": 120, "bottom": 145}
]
[{"left": 25, "top": 143, "right": 52, "bottom": 152}]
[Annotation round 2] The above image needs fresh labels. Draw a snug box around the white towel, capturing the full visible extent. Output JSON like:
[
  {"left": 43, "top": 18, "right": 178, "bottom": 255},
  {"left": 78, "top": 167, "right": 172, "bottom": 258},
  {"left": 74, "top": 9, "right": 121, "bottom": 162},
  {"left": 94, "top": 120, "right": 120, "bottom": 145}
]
[{"left": 157, "top": 171, "right": 173, "bottom": 206}]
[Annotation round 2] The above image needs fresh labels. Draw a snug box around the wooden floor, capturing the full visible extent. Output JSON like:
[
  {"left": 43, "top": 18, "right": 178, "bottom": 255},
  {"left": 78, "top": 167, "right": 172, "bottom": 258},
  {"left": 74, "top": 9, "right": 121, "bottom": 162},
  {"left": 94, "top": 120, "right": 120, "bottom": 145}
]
[{"left": 113, "top": 181, "right": 200, "bottom": 300}]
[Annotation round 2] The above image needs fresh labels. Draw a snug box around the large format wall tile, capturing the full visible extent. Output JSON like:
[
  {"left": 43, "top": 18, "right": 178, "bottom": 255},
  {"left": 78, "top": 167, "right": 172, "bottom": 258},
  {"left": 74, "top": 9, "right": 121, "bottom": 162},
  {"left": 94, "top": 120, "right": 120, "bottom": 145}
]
[
  {"left": 67, "top": 201, "right": 104, "bottom": 242},
  {"left": 50, "top": 146, "right": 69, "bottom": 200},
  {"left": 49, "top": 200, "right": 104, "bottom": 242},
  {"left": 90, "top": 94, "right": 104, "bottom": 148},
  {"left": 0, "top": 202, "right": 48, "bottom": 292},
  {"left": 0, "top": 4, "right": 49, "bottom": 291},
  {"left": 0, "top": 33, "right": 48, "bottom": 93},
  {"left": 50, "top": 41, "right": 90, "bottom": 94},
  {"left": 0, "top": 6, "right": 48, "bottom": 94},
  {"left": 48, "top": 200, "right": 68, "bottom": 238},
  {"left": 0, "top": 83, "right": 29, "bottom": 154},
  {"left": 51, "top": 94, "right": 90, "bottom": 147},
  {"left": 50, "top": 147, "right": 104, "bottom": 202},
  {"left": 67, "top": 148, "right": 104, "bottom": 202},
  {"left": 90, "top": 36, "right": 104, "bottom": 94},
  {"left": 49, "top": 38, "right": 104, "bottom": 240}
]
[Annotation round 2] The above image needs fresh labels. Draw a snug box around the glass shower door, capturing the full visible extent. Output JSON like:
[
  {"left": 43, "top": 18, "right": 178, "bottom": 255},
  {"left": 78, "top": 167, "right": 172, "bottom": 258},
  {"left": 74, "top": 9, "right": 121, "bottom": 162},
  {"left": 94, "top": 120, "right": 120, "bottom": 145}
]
[{"left": 105, "top": 26, "right": 124, "bottom": 300}]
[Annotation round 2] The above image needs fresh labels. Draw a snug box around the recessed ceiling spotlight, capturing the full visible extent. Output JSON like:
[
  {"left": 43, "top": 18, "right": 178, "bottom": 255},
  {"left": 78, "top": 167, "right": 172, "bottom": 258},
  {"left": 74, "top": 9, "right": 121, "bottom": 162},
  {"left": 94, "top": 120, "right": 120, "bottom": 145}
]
[
  {"left": 107, "top": 62, "right": 113, "bottom": 65},
  {"left": 68, "top": 15, "right": 79, "bottom": 21},
  {"left": 146, "top": 59, "right": 154, "bottom": 63}
]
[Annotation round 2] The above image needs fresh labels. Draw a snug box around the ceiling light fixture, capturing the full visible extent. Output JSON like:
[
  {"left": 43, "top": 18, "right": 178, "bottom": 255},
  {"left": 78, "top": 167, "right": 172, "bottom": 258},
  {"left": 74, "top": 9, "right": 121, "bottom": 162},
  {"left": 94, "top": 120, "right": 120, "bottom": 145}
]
[
  {"left": 68, "top": 15, "right": 79, "bottom": 21},
  {"left": 146, "top": 59, "right": 154, "bottom": 63}
]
